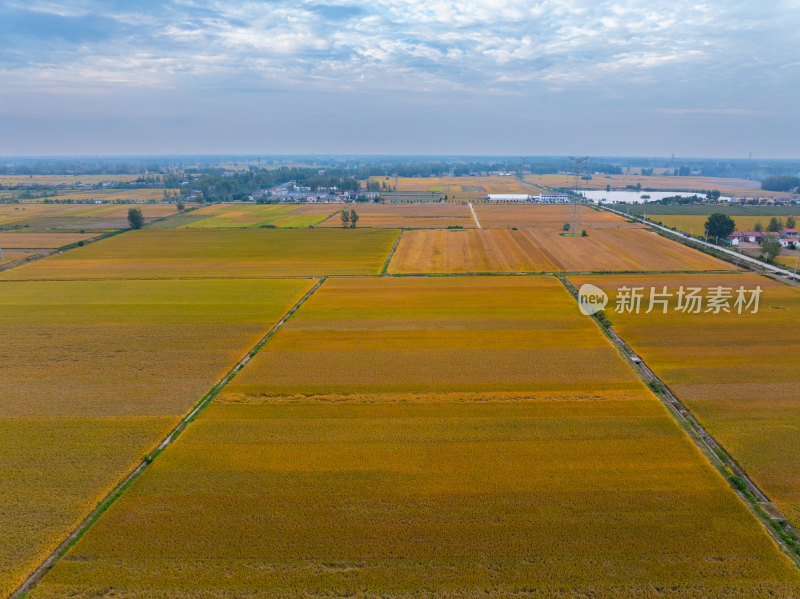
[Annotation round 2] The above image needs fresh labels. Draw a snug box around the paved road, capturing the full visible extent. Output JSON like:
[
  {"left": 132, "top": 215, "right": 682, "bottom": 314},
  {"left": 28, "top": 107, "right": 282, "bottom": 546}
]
[{"left": 602, "top": 206, "right": 799, "bottom": 279}]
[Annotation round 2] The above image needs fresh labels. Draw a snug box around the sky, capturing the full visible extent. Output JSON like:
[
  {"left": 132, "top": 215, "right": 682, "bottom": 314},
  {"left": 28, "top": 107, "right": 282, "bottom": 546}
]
[{"left": 0, "top": 0, "right": 799, "bottom": 157}]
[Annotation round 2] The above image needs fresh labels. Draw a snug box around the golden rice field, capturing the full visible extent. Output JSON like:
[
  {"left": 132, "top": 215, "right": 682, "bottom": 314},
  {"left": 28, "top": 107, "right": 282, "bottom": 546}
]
[
  {"left": 222, "top": 277, "right": 649, "bottom": 401},
  {"left": 776, "top": 254, "right": 800, "bottom": 270},
  {"left": 524, "top": 174, "right": 793, "bottom": 196},
  {"left": 0, "top": 232, "right": 97, "bottom": 248},
  {"left": 655, "top": 214, "right": 797, "bottom": 236},
  {"left": 474, "top": 204, "right": 640, "bottom": 228},
  {"left": 0, "top": 228, "right": 400, "bottom": 280},
  {"left": 0, "top": 278, "right": 314, "bottom": 597},
  {"left": 569, "top": 273, "right": 800, "bottom": 526},
  {"left": 0, "top": 202, "right": 176, "bottom": 230},
  {"left": 317, "top": 202, "right": 476, "bottom": 228},
  {"left": 388, "top": 228, "right": 734, "bottom": 274},
  {"left": 31, "top": 276, "right": 800, "bottom": 597},
  {"left": 172, "top": 203, "right": 339, "bottom": 228}
]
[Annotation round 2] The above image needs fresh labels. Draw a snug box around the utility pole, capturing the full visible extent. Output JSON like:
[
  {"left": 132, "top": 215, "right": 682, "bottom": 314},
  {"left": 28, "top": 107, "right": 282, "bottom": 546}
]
[{"left": 568, "top": 156, "right": 588, "bottom": 235}]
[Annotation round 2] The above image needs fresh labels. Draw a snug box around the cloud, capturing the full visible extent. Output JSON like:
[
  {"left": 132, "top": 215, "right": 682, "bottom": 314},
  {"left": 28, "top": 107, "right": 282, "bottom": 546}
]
[
  {"left": 0, "top": 0, "right": 798, "bottom": 155},
  {"left": 3, "top": 0, "right": 796, "bottom": 96}
]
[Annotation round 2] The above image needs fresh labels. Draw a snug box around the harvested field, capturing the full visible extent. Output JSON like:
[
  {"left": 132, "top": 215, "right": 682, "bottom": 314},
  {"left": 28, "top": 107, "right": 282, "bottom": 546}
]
[
  {"left": 32, "top": 276, "right": 800, "bottom": 597},
  {"left": 525, "top": 174, "right": 794, "bottom": 196},
  {"left": 222, "top": 276, "right": 655, "bottom": 401},
  {"left": 42, "top": 189, "right": 178, "bottom": 203},
  {"left": 0, "top": 232, "right": 97, "bottom": 248},
  {"left": 0, "top": 228, "right": 400, "bottom": 280},
  {"left": 0, "top": 174, "right": 143, "bottom": 186},
  {"left": 317, "top": 202, "right": 475, "bottom": 228},
  {"left": 175, "top": 203, "right": 339, "bottom": 228},
  {"left": 388, "top": 228, "right": 734, "bottom": 274},
  {"left": 0, "top": 249, "right": 41, "bottom": 264},
  {"left": 0, "top": 278, "right": 313, "bottom": 597},
  {"left": 474, "top": 204, "right": 639, "bottom": 228},
  {"left": 569, "top": 273, "right": 800, "bottom": 526},
  {"left": 376, "top": 176, "right": 545, "bottom": 200}
]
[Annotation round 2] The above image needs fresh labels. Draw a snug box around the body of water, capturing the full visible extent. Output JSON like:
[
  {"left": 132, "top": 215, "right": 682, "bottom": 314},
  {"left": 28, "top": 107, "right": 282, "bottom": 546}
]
[{"left": 581, "top": 190, "right": 732, "bottom": 204}]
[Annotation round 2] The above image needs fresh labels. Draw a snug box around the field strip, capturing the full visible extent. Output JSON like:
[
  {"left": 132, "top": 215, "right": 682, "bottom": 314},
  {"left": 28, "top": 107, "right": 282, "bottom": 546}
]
[
  {"left": 601, "top": 205, "right": 799, "bottom": 281},
  {"left": 557, "top": 274, "right": 800, "bottom": 566},
  {"left": 380, "top": 229, "right": 404, "bottom": 275},
  {"left": 0, "top": 269, "right": 746, "bottom": 283},
  {"left": 468, "top": 202, "right": 481, "bottom": 228},
  {"left": 9, "top": 277, "right": 328, "bottom": 599}
]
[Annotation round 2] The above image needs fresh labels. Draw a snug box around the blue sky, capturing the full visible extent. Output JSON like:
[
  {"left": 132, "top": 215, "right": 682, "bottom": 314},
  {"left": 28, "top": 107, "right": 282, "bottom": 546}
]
[{"left": 0, "top": 0, "right": 798, "bottom": 156}]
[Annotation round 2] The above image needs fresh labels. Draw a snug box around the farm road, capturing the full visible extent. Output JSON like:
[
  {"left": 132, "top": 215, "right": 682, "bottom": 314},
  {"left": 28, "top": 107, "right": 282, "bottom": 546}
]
[{"left": 468, "top": 202, "right": 481, "bottom": 228}]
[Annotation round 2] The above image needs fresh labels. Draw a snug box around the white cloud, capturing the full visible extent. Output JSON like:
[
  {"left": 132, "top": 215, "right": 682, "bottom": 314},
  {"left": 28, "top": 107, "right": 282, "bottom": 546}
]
[{"left": 1, "top": 0, "right": 798, "bottom": 102}]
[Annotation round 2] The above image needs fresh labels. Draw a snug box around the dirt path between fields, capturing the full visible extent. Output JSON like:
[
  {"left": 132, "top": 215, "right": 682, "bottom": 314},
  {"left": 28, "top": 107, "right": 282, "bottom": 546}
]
[
  {"left": 557, "top": 274, "right": 800, "bottom": 567},
  {"left": 468, "top": 202, "right": 481, "bottom": 229}
]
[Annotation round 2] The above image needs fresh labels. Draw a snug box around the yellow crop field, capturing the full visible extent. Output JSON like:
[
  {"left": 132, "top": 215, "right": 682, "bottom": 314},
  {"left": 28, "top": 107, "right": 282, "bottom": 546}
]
[
  {"left": 525, "top": 174, "right": 791, "bottom": 196},
  {"left": 317, "top": 202, "right": 476, "bottom": 228},
  {"left": 32, "top": 276, "right": 800, "bottom": 596},
  {"left": 223, "top": 277, "right": 653, "bottom": 401},
  {"left": 655, "top": 214, "right": 797, "bottom": 236},
  {"left": 173, "top": 202, "right": 340, "bottom": 228},
  {"left": 474, "top": 204, "right": 639, "bottom": 228},
  {"left": 0, "top": 278, "right": 314, "bottom": 596},
  {"left": 0, "top": 232, "right": 97, "bottom": 248},
  {"left": 388, "top": 228, "right": 734, "bottom": 274},
  {"left": 569, "top": 273, "right": 800, "bottom": 526},
  {"left": 0, "top": 228, "right": 400, "bottom": 280},
  {"left": 776, "top": 255, "right": 800, "bottom": 270},
  {"left": 0, "top": 203, "right": 176, "bottom": 230}
]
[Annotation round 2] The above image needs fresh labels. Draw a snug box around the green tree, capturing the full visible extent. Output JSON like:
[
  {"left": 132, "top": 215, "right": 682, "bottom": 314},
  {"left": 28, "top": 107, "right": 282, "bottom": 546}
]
[
  {"left": 349, "top": 209, "right": 359, "bottom": 228},
  {"left": 704, "top": 213, "right": 735, "bottom": 240},
  {"left": 562, "top": 222, "right": 570, "bottom": 232},
  {"left": 176, "top": 200, "right": 185, "bottom": 212},
  {"left": 127, "top": 207, "right": 144, "bottom": 229},
  {"left": 761, "top": 176, "right": 800, "bottom": 192},
  {"left": 340, "top": 209, "right": 351, "bottom": 228},
  {"left": 767, "top": 217, "right": 784, "bottom": 232},
  {"left": 753, "top": 221, "right": 764, "bottom": 232},
  {"left": 760, "top": 237, "right": 782, "bottom": 262},
  {"left": 787, "top": 216, "right": 796, "bottom": 229}
]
